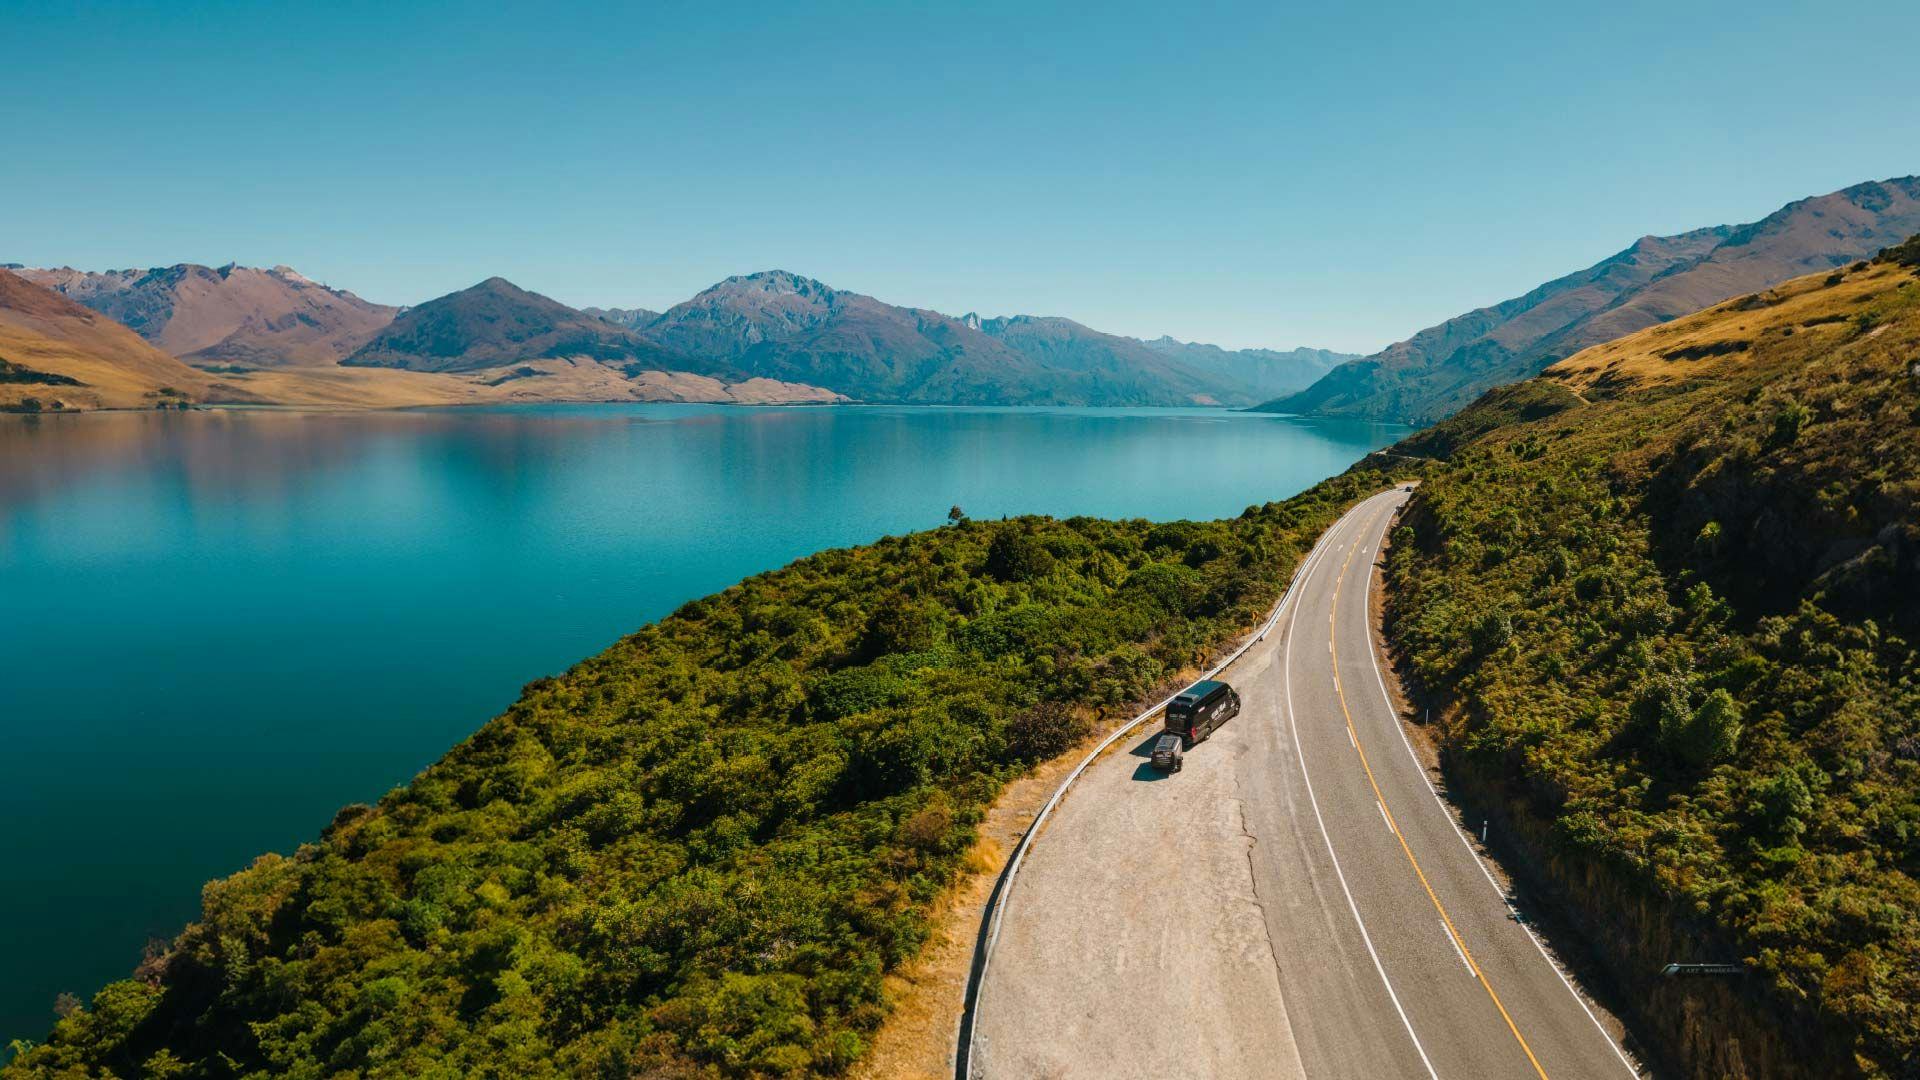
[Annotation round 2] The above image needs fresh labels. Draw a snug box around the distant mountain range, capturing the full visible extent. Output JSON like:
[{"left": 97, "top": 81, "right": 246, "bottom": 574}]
[
  {"left": 7, "top": 260, "right": 1346, "bottom": 410},
  {"left": 958, "top": 313, "right": 1351, "bottom": 406},
  {"left": 344, "top": 277, "right": 710, "bottom": 376},
  {"left": 1137, "top": 336, "right": 1353, "bottom": 400},
  {"left": 36, "top": 175, "right": 1915, "bottom": 417},
  {"left": 1259, "top": 175, "right": 1920, "bottom": 424},
  {"left": 580, "top": 306, "right": 661, "bottom": 330},
  {"left": 636, "top": 270, "right": 1338, "bottom": 406},
  {"left": 15, "top": 263, "right": 397, "bottom": 367}
]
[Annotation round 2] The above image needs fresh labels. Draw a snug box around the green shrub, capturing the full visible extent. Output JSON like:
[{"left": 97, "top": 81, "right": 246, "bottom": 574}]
[{"left": 3, "top": 476, "right": 1385, "bottom": 1078}]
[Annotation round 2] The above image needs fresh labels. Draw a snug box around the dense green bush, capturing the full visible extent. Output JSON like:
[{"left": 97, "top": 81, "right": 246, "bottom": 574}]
[
  {"left": 4, "top": 474, "right": 1382, "bottom": 1079},
  {"left": 1384, "top": 262, "right": 1920, "bottom": 1074}
]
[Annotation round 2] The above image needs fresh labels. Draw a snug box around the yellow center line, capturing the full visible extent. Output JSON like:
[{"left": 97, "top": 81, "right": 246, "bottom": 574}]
[{"left": 1331, "top": 514, "right": 1551, "bottom": 1080}]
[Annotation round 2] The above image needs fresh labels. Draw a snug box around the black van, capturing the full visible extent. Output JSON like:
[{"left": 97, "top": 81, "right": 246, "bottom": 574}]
[{"left": 1164, "top": 679, "right": 1240, "bottom": 746}]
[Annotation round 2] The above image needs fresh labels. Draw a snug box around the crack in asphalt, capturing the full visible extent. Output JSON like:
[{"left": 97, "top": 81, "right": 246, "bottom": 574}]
[{"left": 1230, "top": 772, "right": 1288, "bottom": 989}]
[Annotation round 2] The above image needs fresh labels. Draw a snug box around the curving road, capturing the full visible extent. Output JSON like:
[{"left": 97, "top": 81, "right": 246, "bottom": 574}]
[{"left": 969, "top": 488, "right": 1641, "bottom": 1080}]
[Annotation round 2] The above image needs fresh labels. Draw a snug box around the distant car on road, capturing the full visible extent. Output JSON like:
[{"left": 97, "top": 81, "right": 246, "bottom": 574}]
[
  {"left": 1150, "top": 732, "right": 1185, "bottom": 772},
  {"left": 1164, "top": 679, "right": 1240, "bottom": 747}
]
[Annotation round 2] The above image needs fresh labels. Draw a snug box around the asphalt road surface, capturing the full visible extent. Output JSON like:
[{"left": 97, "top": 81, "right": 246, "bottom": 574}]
[{"left": 970, "top": 488, "right": 1641, "bottom": 1080}]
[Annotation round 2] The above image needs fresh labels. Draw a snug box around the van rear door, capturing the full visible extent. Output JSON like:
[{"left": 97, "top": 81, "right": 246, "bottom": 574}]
[{"left": 1166, "top": 703, "right": 1192, "bottom": 739}]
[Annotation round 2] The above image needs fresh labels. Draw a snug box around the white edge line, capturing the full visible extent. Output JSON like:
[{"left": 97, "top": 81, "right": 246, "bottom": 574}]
[
  {"left": 1442, "top": 918, "right": 1474, "bottom": 976},
  {"left": 1281, "top": 491, "right": 1440, "bottom": 1080},
  {"left": 963, "top": 492, "right": 1388, "bottom": 1076},
  {"left": 1359, "top": 505, "right": 1644, "bottom": 1079}
]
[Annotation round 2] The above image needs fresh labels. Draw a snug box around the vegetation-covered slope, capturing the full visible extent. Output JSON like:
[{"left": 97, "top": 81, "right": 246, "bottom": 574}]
[
  {"left": 2, "top": 476, "right": 1382, "bottom": 1078},
  {"left": 1384, "top": 242, "right": 1920, "bottom": 1076}
]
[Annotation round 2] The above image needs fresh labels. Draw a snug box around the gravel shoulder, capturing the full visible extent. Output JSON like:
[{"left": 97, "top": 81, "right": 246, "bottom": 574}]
[{"left": 968, "top": 719, "right": 1307, "bottom": 1080}]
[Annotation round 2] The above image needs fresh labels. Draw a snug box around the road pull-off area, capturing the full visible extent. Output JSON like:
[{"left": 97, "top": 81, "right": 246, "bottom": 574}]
[{"left": 969, "top": 488, "right": 1642, "bottom": 1080}]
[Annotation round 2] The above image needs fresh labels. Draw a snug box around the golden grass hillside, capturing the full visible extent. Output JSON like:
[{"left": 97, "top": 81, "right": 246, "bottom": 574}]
[
  {"left": 0, "top": 269, "right": 235, "bottom": 411},
  {"left": 1546, "top": 251, "right": 1920, "bottom": 397}
]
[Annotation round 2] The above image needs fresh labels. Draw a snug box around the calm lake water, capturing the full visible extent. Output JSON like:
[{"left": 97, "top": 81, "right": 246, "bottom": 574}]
[{"left": 0, "top": 403, "right": 1403, "bottom": 1042}]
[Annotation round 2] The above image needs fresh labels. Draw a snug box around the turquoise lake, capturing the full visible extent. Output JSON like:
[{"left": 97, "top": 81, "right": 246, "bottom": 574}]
[{"left": 0, "top": 403, "right": 1404, "bottom": 1043}]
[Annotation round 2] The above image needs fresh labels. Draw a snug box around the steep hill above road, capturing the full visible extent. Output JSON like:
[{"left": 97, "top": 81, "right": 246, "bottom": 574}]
[
  {"left": 1261, "top": 175, "right": 1920, "bottom": 424},
  {"left": 1383, "top": 240, "right": 1920, "bottom": 1075}
]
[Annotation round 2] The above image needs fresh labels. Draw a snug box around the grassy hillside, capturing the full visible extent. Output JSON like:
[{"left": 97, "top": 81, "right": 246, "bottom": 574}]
[
  {"left": 2, "top": 475, "right": 1384, "bottom": 1078},
  {"left": 0, "top": 270, "right": 234, "bottom": 412},
  {"left": 1383, "top": 241, "right": 1920, "bottom": 1076},
  {"left": 1259, "top": 176, "right": 1920, "bottom": 425}
]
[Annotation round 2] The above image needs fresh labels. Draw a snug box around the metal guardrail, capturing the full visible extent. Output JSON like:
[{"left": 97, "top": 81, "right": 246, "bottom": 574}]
[
  {"left": 955, "top": 493, "right": 1382, "bottom": 1079},
  {"left": 1661, "top": 962, "right": 1745, "bottom": 978}
]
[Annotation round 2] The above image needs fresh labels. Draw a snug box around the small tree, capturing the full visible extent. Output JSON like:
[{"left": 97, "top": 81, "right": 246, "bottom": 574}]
[
  {"left": 1004, "top": 701, "right": 1090, "bottom": 762},
  {"left": 947, "top": 505, "right": 967, "bottom": 525},
  {"left": 1757, "top": 767, "right": 1813, "bottom": 843},
  {"left": 1770, "top": 397, "right": 1811, "bottom": 446},
  {"left": 985, "top": 529, "right": 1055, "bottom": 582},
  {"left": 1659, "top": 686, "right": 1743, "bottom": 768}
]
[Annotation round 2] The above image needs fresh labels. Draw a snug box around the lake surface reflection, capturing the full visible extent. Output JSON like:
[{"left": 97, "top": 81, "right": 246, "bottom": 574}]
[{"left": 0, "top": 403, "right": 1404, "bottom": 1041}]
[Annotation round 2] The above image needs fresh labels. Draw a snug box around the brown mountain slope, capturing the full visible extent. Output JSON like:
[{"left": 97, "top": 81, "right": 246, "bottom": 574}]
[
  {"left": 343, "top": 277, "right": 720, "bottom": 376},
  {"left": 0, "top": 271, "right": 840, "bottom": 412},
  {"left": 1262, "top": 175, "right": 1920, "bottom": 424},
  {"left": 17, "top": 263, "right": 399, "bottom": 367},
  {"left": 1546, "top": 237, "right": 1920, "bottom": 398},
  {"left": 0, "top": 269, "right": 236, "bottom": 411},
  {"left": 645, "top": 270, "right": 1229, "bottom": 406}
]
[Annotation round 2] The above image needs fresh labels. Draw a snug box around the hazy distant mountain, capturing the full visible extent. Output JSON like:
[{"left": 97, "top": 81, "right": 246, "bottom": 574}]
[
  {"left": 1261, "top": 175, "right": 1920, "bottom": 424},
  {"left": 0, "top": 269, "right": 236, "bottom": 409},
  {"left": 963, "top": 313, "right": 1258, "bottom": 404},
  {"left": 1138, "top": 337, "right": 1356, "bottom": 400},
  {"left": 16, "top": 263, "right": 399, "bottom": 367},
  {"left": 583, "top": 306, "right": 660, "bottom": 330},
  {"left": 344, "top": 278, "right": 714, "bottom": 376},
  {"left": 645, "top": 270, "right": 1306, "bottom": 406},
  {"left": 649, "top": 271, "right": 1078, "bottom": 405}
]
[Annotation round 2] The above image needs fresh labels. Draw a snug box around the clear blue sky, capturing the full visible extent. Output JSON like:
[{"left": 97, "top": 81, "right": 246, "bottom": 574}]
[{"left": 3, "top": 0, "right": 1915, "bottom": 353}]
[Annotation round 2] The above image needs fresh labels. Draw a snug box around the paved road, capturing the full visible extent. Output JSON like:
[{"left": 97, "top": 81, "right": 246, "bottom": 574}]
[{"left": 971, "top": 488, "right": 1640, "bottom": 1080}]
